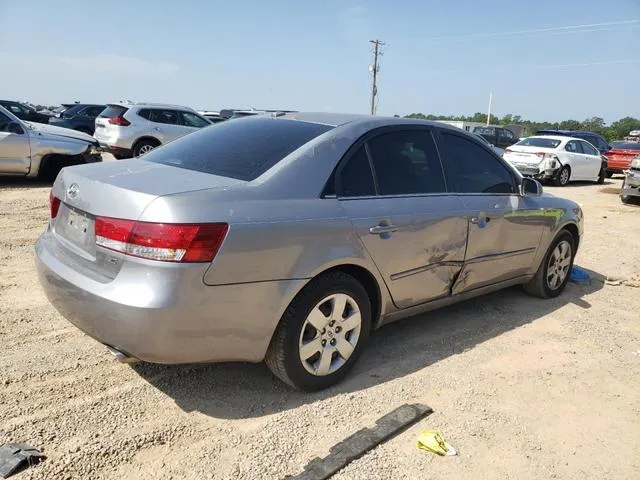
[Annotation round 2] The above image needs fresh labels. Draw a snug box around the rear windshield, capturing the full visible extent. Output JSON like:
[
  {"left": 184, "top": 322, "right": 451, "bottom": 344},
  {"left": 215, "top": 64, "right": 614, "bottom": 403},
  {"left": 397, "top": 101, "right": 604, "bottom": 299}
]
[
  {"left": 516, "top": 137, "right": 562, "bottom": 148},
  {"left": 611, "top": 141, "right": 640, "bottom": 150},
  {"left": 145, "top": 117, "right": 333, "bottom": 181},
  {"left": 61, "top": 104, "right": 85, "bottom": 116},
  {"left": 99, "top": 105, "right": 128, "bottom": 118}
]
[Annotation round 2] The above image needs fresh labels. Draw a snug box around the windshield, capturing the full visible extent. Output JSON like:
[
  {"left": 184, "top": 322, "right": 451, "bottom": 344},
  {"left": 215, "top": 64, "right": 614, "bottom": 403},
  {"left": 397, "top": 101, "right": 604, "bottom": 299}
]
[
  {"left": 516, "top": 137, "right": 561, "bottom": 148},
  {"left": 146, "top": 117, "right": 332, "bottom": 181}
]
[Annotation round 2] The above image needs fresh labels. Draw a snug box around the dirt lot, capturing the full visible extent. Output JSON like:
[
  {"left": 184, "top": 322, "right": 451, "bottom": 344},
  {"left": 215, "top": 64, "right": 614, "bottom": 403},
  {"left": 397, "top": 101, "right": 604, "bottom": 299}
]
[{"left": 1, "top": 174, "right": 639, "bottom": 480}]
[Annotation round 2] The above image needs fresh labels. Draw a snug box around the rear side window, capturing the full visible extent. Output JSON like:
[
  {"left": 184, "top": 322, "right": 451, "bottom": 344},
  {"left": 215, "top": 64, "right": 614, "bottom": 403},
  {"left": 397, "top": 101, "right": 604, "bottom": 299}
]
[
  {"left": 439, "top": 132, "right": 515, "bottom": 194},
  {"left": 99, "top": 105, "right": 128, "bottom": 118},
  {"left": 565, "top": 140, "right": 583, "bottom": 153},
  {"left": 498, "top": 128, "right": 514, "bottom": 141},
  {"left": 145, "top": 117, "right": 333, "bottom": 181},
  {"left": 337, "top": 146, "right": 376, "bottom": 197},
  {"left": 85, "top": 106, "right": 106, "bottom": 116},
  {"left": 367, "top": 129, "right": 446, "bottom": 195},
  {"left": 474, "top": 126, "right": 496, "bottom": 136}
]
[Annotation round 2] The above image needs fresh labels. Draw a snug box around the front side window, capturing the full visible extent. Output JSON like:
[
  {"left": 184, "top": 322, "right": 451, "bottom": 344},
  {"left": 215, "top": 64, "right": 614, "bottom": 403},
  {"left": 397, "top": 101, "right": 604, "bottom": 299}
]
[
  {"left": 181, "top": 112, "right": 211, "bottom": 128},
  {"left": 0, "top": 111, "right": 12, "bottom": 130},
  {"left": 337, "top": 146, "right": 376, "bottom": 197},
  {"left": 439, "top": 132, "right": 515, "bottom": 194},
  {"left": 580, "top": 141, "right": 598, "bottom": 156},
  {"left": 367, "top": 129, "right": 446, "bottom": 195}
]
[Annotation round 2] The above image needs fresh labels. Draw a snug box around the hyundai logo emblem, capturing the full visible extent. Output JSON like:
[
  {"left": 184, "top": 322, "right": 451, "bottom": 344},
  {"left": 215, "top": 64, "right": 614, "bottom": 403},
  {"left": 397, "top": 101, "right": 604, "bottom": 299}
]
[{"left": 67, "top": 183, "right": 80, "bottom": 199}]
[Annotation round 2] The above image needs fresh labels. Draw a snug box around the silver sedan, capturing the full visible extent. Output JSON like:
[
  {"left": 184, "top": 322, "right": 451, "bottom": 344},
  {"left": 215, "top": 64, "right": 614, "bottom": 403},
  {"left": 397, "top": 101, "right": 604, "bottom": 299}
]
[{"left": 36, "top": 113, "right": 583, "bottom": 391}]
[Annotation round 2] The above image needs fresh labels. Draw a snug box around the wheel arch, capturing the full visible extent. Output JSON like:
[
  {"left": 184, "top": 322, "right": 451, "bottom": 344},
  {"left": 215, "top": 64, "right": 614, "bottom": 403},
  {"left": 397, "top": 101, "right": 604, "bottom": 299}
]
[{"left": 132, "top": 136, "right": 161, "bottom": 151}]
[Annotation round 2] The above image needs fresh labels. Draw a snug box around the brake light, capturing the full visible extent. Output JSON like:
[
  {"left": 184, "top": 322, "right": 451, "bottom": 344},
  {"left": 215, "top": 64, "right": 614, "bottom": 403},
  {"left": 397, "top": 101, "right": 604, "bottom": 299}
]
[
  {"left": 108, "top": 117, "right": 131, "bottom": 126},
  {"left": 50, "top": 190, "right": 61, "bottom": 218},
  {"left": 505, "top": 148, "right": 513, "bottom": 154},
  {"left": 94, "top": 217, "right": 228, "bottom": 263},
  {"left": 535, "top": 152, "right": 545, "bottom": 158}
]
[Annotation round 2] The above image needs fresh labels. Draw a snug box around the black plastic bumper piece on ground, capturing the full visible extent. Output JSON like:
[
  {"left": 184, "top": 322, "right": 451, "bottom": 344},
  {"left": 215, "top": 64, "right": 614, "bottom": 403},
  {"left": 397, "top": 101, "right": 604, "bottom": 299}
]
[
  {"left": 0, "top": 443, "right": 45, "bottom": 478},
  {"left": 287, "top": 403, "right": 433, "bottom": 480}
]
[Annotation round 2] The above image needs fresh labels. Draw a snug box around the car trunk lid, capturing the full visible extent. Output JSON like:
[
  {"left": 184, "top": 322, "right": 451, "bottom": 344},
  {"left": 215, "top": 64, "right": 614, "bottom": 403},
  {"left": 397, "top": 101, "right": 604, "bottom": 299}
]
[
  {"left": 504, "top": 145, "right": 555, "bottom": 164},
  {"left": 49, "top": 160, "right": 243, "bottom": 279}
]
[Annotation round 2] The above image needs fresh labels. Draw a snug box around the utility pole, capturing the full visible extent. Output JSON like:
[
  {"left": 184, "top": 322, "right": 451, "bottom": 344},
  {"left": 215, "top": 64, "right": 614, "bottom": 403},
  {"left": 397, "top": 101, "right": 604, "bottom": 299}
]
[
  {"left": 369, "top": 39, "right": 384, "bottom": 115},
  {"left": 486, "top": 92, "right": 493, "bottom": 126}
]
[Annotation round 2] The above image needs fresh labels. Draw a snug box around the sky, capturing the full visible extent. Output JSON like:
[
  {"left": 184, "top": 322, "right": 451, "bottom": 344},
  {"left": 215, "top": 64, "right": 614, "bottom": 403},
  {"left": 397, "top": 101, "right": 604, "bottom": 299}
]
[{"left": 1, "top": 0, "right": 639, "bottom": 123}]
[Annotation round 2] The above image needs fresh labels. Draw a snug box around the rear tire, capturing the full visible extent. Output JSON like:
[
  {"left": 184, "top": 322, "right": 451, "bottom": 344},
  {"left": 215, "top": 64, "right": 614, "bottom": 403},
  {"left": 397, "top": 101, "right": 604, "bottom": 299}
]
[
  {"left": 132, "top": 139, "right": 160, "bottom": 157},
  {"left": 597, "top": 164, "right": 606, "bottom": 184},
  {"left": 265, "top": 272, "right": 371, "bottom": 391},
  {"left": 554, "top": 165, "right": 571, "bottom": 186},
  {"left": 524, "top": 230, "right": 576, "bottom": 299}
]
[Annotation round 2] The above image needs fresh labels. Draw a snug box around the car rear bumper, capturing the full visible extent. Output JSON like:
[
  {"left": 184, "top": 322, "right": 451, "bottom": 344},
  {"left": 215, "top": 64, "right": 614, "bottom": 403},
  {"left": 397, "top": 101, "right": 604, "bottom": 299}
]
[
  {"left": 35, "top": 232, "right": 306, "bottom": 364},
  {"left": 621, "top": 170, "right": 640, "bottom": 198}
]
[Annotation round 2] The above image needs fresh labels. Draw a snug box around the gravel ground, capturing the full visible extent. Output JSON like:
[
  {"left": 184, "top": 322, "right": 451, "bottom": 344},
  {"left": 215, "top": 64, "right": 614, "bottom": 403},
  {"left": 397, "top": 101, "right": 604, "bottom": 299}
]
[{"left": 1, "top": 171, "right": 639, "bottom": 480}]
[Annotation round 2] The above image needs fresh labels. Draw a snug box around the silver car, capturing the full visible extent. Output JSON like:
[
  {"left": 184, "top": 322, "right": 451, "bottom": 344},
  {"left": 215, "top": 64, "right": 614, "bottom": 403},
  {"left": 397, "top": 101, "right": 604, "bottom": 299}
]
[
  {"left": 93, "top": 102, "right": 211, "bottom": 159},
  {"left": 0, "top": 105, "right": 101, "bottom": 179},
  {"left": 36, "top": 113, "right": 583, "bottom": 391}
]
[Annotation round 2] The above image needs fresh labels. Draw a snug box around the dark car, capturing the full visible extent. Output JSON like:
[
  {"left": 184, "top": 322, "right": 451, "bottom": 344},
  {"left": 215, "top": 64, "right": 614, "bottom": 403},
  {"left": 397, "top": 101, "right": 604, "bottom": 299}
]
[
  {"left": 0, "top": 100, "right": 50, "bottom": 123},
  {"left": 472, "top": 126, "right": 519, "bottom": 149},
  {"left": 48, "top": 104, "right": 106, "bottom": 135}
]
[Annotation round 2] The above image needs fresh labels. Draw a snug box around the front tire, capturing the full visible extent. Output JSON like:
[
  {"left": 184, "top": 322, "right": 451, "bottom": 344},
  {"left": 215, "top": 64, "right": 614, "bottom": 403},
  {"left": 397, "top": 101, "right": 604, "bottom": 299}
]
[
  {"left": 554, "top": 165, "right": 571, "bottom": 186},
  {"left": 524, "top": 230, "right": 576, "bottom": 298},
  {"left": 606, "top": 171, "right": 614, "bottom": 178},
  {"left": 265, "top": 272, "right": 371, "bottom": 391},
  {"left": 597, "top": 165, "right": 606, "bottom": 184}
]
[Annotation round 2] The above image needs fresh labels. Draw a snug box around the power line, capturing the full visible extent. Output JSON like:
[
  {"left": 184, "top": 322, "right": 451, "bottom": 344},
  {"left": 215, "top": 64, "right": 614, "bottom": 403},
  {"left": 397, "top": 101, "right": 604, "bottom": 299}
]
[
  {"left": 369, "top": 39, "right": 384, "bottom": 115},
  {"left": 421, "top": 19, "right": 639, "bottom": 41}
]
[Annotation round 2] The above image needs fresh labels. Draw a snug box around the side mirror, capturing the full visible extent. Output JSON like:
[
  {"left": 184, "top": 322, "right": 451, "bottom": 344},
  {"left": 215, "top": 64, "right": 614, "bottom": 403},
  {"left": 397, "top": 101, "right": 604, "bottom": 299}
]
[
  {"left": 520, "top": 177, "right": 543, "bottom": 197},
  {"left": 7, "top": 122, "right": 25, "bottom": 135}
]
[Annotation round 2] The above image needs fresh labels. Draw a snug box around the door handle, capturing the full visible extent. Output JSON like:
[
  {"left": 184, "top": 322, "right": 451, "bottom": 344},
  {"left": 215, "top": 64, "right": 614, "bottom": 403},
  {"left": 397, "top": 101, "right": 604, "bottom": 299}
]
[
  {"left": 369, "top": 224, "right": 399, "bottom": 235},
  {"left": 470, "top": 216, "right": 490, "bottom": 225}
]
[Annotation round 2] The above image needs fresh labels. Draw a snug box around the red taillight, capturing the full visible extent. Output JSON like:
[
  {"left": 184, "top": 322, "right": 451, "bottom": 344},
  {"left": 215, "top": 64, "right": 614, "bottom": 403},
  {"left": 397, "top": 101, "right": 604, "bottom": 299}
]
[
  {"left": 108, "top": 116, "right": 130, "bottom": 126},
  {"left": 94, "top": 217, "right": 228, "bottom": 263},
  {"left": 505, "top": 148, "right": 513, "bottom": 154},
  {"left": 50, "top": 190, "right": 61, "bottom": 218},
  {"left": 535, "top": 152, "right": 545, "bottom": 158}
]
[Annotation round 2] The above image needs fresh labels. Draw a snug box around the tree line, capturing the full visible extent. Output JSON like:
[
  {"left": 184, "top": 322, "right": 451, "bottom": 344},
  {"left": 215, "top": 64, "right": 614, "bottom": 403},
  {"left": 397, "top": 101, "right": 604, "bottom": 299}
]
[{"left": 404, "top": 112, "right": 640, "bottom": 141}]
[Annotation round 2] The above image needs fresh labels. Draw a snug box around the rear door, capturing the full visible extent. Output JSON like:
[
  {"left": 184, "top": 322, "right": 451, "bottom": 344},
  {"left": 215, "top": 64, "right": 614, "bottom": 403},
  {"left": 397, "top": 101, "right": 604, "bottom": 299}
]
[
  {"left": 148, "top": 109, "right": 186, "bottom": 143},
  {"left": 564, "top": 140, "right": 586, "bottom": 178},
  {"left": 0, "top": 110, "right": 31, "bottom": 174},
  {"left": 436, "top": 130, "right": 545, "bottom": 293},
  {"left": 337, "top": 127, "right": 468, "bottom": 309}
]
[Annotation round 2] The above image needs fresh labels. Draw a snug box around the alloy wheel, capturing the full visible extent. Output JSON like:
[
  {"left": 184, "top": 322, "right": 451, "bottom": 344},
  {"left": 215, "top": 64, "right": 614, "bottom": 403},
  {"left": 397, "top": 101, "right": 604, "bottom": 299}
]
[
  {"left": 546, "top": 240, "right": 572, "bottom": 290},
  {"left": 298, "top": 293, "right": 362, "bottom": 376}
]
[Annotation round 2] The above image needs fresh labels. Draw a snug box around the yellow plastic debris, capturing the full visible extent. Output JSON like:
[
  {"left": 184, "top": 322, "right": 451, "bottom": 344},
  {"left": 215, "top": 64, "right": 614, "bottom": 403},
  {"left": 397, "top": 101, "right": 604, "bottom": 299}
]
[{"left": 417, "top": 430, "right": 457, "bottom": 456}]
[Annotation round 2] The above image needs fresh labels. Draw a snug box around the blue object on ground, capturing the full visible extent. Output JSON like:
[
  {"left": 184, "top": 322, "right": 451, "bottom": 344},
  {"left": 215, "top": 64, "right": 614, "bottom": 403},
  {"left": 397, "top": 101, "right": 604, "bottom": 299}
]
[{"left": 569, "top": 266, "right": 590, "bottom": 284}]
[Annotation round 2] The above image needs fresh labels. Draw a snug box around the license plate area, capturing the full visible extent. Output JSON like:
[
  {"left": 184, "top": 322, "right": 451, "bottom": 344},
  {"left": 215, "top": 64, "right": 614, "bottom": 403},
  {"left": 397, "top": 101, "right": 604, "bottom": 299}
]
[{"left": 55, "top": 205, "right": 96, "bottom": 254}]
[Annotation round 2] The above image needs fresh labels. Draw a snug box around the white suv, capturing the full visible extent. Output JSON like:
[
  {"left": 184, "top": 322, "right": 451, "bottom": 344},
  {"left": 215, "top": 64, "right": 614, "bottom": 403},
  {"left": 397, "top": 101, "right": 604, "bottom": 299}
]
[{"left": 94, "top": 102, "right": 212, "bottom": 159}]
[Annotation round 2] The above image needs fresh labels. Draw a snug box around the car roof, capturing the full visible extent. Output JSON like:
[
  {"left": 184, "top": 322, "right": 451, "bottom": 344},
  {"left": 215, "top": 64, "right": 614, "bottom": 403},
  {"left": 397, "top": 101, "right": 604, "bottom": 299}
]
[
  {"left": 110, "top": 101, "right": 195, "bottom": 111},
  {"left": 536, "top": 129, "right": 603, "bottom": 137},
  {"left": 279, "top": 112, "right": 459, "bottom": 129},
  {"left": 524, "top": 135, "right": 571, "bottom": 142}
]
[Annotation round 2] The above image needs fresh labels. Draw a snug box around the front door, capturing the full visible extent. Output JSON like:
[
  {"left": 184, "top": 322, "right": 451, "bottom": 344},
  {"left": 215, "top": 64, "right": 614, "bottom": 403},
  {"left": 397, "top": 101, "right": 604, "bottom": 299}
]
[
  {"left": 336, "top": 128, "right": 468, "bottom": 309},
  {"left": 578, "top": 140, "right": 603, "bottom": 180},
  {"left": 436, "top": 130, "right": 545, "bottom": 293},
  {"left": 0, "top": 111, "right": 31, "bottom": 174}
]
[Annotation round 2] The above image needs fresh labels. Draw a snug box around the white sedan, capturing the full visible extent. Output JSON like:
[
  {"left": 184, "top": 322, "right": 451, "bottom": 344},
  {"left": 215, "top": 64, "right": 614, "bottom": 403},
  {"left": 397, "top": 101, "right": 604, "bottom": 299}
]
[{"left": 504, "top": 135, "right": 606, "bottom": 186}]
